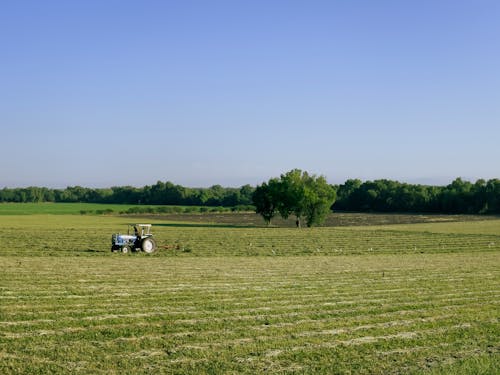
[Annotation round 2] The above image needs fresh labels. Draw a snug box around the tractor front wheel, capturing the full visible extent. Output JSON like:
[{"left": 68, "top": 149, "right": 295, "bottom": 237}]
[
  {"left": 141, "top": 238, "right": 157, "bottom": 253},
  {"left": 122, "top": 245, "right": 131, "bottom": 254}
]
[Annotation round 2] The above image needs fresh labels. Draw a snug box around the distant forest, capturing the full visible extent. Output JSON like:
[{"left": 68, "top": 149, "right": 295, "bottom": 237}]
[{"left": 1, "top": 178, "right": 499, "bottom": 215}]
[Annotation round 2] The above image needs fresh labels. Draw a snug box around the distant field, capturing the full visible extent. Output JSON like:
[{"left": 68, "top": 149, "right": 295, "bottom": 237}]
[
  {"left": 0, "top": 203, "right": 137, "bottom": 215},
  {"left": 0, "top": 212, "right": 498, "bottom": 373},
  {"left": 0, "top": 203, "right": 228, "bottom": 216}
]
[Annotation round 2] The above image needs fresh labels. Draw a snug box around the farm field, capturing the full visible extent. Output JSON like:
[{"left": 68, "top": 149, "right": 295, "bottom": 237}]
[{"left": 0, "top": 211, "right": 499, "bottom": 374}]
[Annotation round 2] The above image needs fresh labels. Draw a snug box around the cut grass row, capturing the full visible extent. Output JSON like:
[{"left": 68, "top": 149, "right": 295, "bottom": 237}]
[{"left": 1, "top": 254, "right": 498, "bottom": 374}]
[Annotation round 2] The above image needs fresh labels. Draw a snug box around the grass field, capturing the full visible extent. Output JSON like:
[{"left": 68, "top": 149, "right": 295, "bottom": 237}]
[{"left": 0, "top": 207, "right": 499, "bottom": 374}]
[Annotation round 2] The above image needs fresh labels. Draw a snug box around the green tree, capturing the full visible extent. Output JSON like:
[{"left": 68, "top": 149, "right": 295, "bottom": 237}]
[
  {"left": 239, "top": 184, "right": 255, "bottom": 205},
  {"left": 334, "top": 179, "right": 361, "bottom": 210},
  {"left": 254, "top": 169, "right": 336, "bottom": 227},
  {"left": 302, "top": 174, "right": 337, "bottom": 227},
  {"left": 278, "top": 169, "right": 336, "bottom": 227},
  {"left": 277, "top": 169, "right": 307, "bottom": 226},
  {"left": 252, "top": 179, "right": 280, "bottom": 225}
]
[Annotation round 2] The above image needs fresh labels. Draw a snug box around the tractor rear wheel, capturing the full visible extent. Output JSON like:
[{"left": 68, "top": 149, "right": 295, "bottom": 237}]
[
  {"left": 122, "top": 245, "right": 131, "bottom": 254},
  {"left": 141, "top": 238, "right": 157, "bottom": 253}
]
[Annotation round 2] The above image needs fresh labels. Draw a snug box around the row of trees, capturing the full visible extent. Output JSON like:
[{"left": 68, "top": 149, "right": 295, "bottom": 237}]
[
  {"left": 333, "top": 178, "right": 500, "bottom": 214},
  {"left": 253, "top": 169, "right": 336, "bottom": 227},
  {"left": 0, "top": 182, "right": 255, "bottom": 207}
]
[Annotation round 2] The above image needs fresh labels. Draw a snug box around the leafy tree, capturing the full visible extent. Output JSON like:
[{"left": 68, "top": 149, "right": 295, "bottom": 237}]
[
  {"left": 301, "top": 173, "right": 337, "bottom": 227},
  {"left": 110, "top": 186, "right": 141, "bottom": 204},
  {"left": 335, "top": 179, "right": 361, "bottom": 210},
  {"left": 239, "top": 184, "right": 255, "bottom": 205},
  {"left": 484, "top": 179, "right": 500, "bottom": 213},
  {"left": 222, "top": 189, "right": 241, "bottom": 206},
  {"left": 254, "top": 169, "right": 336, "bottom": 227},
  {"left": 206, "top": 185, "right": 225, "bottom": 206},
  {"left": 252, "top": 179, "right": 280, "bottom": 225},
  {"left": 277, "top": 169, "right": 307, "bottom": 226}
]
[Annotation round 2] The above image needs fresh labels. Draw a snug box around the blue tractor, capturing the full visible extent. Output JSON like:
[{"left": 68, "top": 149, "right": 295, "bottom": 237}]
[{"left": 111, "top": 224, "right": 157, "bottom": 253}]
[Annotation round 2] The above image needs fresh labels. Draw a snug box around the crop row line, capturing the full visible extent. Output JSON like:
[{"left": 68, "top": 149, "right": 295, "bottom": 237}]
[
  {"left": 2, "top": 298, "right": 496, "bottom": 340},
  {"left": 2, "top": 288, "right": 498, "bottom": 322}
]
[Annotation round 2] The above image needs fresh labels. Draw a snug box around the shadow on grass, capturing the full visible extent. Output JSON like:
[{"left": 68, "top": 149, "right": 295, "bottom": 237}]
[
  {"left": 154, "top": 223, "right": 260, "bottom": 229},
  {"left": 84, "top": 248, "right": 107, "bottom": 253}
]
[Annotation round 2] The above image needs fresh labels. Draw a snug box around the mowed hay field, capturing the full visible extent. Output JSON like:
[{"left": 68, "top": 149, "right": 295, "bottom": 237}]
[{"left": 0, "top": 212, "right": 499, "bottom": 374}]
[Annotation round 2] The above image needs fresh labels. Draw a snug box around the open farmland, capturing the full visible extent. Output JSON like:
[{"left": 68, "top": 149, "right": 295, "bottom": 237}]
[{"left": 0, "top": 212, "right": 499, "bottom": 374}]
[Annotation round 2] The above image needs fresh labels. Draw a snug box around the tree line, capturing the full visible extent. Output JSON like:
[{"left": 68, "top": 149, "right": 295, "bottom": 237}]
[
  {"left": 333, "top": 177, "right": 500, "bottom": 214},
  {"left": 0, "top": 182, "right": 254, "bottom": 208},
  {"left": 1, "top": 175, "right": 499, "bottom": 216}
]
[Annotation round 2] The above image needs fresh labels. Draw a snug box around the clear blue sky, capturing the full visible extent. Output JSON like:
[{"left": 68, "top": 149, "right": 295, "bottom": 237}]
[{"left": 1, "top": 0, "right": 499, "bottom": 188}]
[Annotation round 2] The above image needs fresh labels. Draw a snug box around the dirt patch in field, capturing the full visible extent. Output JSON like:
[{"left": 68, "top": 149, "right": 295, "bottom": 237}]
[{"left": 123, "top": 212, "right": 498, "bottom": 228}]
